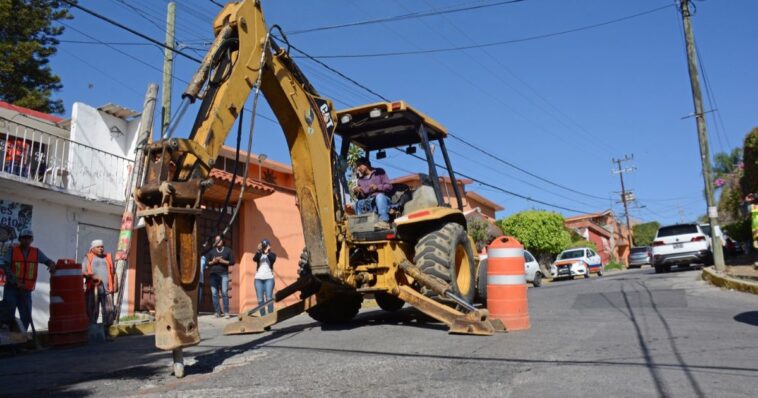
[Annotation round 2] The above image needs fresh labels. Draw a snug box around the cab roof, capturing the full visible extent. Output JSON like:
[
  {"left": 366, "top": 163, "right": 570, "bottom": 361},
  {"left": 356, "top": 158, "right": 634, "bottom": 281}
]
[{"left": 335, "top": 101, "right": 447, "bottom": 151}]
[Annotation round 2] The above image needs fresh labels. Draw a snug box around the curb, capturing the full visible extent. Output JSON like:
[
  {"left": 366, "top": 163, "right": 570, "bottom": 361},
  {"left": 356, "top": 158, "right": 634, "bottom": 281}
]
[
  {"left": 109, "top": 321, "right": 155, "bottom": 337},
  {"left": 701, "top": 266, "right": 758, "bottom": 295}
]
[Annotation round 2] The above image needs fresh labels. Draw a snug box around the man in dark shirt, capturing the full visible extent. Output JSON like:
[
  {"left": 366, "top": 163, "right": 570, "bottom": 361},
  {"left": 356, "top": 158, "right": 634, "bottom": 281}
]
[
  {"left": 353, "top": 157, "right": 393, "bottom": 230},
  {"left": 203, "top": 235, "right": 234, "bottom": 318}
]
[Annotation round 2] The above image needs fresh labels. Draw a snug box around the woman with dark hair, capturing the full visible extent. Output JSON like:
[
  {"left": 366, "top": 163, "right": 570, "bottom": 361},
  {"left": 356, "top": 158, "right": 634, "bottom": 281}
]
[{"left": 253, "top": 239, "right": 276, "bottom": 315}]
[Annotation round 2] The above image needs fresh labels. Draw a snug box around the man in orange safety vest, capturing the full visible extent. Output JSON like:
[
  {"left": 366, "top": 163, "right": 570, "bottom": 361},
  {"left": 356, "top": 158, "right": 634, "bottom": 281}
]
[
  {"left": 81, "top": 239, "right": 117, "bottom": 330},
  {"left": 0, "top": 229, "right": 56, "bottom": 332}
]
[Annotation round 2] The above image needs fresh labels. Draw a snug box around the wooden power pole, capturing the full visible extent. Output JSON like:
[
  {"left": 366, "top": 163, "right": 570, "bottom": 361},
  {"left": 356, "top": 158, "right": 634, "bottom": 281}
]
[
  {"left": 679, "top": 0, "right": 725, "bottom": 272},
  {"left": 613, "top": 155, "right": 635, "bottom": 263},
  {"left": 161, "top": 2, "right": 176, "bottom": 136}
]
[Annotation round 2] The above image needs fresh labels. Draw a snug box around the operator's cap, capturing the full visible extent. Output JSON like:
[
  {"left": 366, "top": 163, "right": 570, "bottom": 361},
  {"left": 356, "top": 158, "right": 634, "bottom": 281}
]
[
  {"left": 355, "top": 157, "right": 371, "bottom": 167},
  {"left": 261, "top": 239, "right": 270, "bottom": 247},
  {"left": 91, "top": 239, "right": 104, "bottom": 249},
  {"left": 19, "top": 229, "right": 33, "bottom": 238}
]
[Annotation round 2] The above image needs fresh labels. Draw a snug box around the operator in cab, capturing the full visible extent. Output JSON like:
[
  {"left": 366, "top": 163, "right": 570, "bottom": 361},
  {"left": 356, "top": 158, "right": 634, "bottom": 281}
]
[{"left": 352, "top": 157, "right": 393, "bottom": 230}]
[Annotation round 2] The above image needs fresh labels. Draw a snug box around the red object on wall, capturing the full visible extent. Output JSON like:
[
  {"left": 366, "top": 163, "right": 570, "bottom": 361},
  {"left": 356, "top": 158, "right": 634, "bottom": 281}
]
[
  {"left": 486, "top": 236, "right": 530, "bottom": 331},
  {"left": 48, "top": 259, "right": 89, "bottom": 347}
]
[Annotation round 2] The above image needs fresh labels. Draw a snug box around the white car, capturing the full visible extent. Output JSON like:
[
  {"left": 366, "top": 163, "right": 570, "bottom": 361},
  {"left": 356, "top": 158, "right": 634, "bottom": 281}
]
[
  {"left": 476, "top": 250, "right": 544, "bottom": 295},
  {"left": 551, "top": 247, "right": 602, "bottom": 280},
  {"left": 652, "top": 223, "right": 712, "bottom": 273},
  {"left": 523, "top": 250, "right": 544, "bottom": 287}
]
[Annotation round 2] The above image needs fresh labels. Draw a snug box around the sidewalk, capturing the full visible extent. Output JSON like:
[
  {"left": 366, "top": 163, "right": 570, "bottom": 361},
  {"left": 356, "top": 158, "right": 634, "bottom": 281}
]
[{"left": 701, "top": 252, "right": 758, "bottom": 295}]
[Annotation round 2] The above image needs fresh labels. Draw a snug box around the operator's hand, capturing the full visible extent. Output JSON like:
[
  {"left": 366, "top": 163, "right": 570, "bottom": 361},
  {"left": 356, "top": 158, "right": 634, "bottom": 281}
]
[
  {"left": 47, "top": 263, "right": 56, "bottom": 274},
  {"left": 352, "top": 185, "right": 362, "bottom": 194},
  {"left": 368, "top": 183, "right": 377, "bottom": 192}
]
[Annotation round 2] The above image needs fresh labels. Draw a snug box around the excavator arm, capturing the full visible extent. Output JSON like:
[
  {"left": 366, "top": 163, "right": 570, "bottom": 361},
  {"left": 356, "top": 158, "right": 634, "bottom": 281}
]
[{"left": 135, "top": 0, "right": 341, "bottom": 353}]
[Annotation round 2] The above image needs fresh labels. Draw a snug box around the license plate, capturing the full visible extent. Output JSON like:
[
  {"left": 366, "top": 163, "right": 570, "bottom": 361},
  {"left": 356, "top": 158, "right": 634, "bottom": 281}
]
[{"left": 673, "top": 243, "right": 683, "bottom": 249}]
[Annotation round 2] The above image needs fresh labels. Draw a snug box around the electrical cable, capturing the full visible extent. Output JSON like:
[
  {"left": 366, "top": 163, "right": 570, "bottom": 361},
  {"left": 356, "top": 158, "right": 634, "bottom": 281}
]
[
  {"left": 288, "top": 0, "right": 527, "bottom": 35},
  {"left": 299, "top": 4, "right": 674, "bottom": 59},
  {"left": 60, "top": 0, "right": 203, "bottom": 63}
]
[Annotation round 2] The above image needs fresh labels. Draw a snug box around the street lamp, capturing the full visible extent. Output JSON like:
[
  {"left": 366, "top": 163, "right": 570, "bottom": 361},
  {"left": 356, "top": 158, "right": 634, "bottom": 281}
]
[{"left": 258, "top": 153, "right": 267, "bottom": 181}]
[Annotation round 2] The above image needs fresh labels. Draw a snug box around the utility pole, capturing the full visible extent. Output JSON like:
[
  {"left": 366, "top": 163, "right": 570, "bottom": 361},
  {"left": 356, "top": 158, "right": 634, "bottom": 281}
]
[
  {"left": 679, "top": 0, "right": 725, "bottom": 272},
  {"left": 161, "top": 2, "right": 176, "bottom": 137},
  {"left": 613, "top": 155, "right": 635, "bottom": 260}
]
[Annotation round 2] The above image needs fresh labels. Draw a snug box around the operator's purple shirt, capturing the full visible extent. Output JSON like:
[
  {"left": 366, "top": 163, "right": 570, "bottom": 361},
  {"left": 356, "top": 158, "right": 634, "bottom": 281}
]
[{"left": 356, "top": 168, "right": 392, "bottom": 198}]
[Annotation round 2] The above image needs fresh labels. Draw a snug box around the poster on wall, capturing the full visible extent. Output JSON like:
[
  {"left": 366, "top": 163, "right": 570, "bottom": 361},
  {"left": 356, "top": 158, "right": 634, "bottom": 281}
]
[{"left": 0, "top": 199, "right": 33, "bottom": 245}]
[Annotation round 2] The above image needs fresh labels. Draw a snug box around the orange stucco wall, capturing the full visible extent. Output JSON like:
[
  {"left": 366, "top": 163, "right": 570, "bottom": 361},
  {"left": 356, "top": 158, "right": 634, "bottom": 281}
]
[{"left": 235, "top": 188, "right": 304, "bottom": 313}]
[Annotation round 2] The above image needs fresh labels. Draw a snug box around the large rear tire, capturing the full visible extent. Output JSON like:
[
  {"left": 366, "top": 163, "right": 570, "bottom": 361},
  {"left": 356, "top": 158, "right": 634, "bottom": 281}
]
[
  {"left": 307, "top": 293, "right": 363, "bottom": 324},
  {"left": 414, "top": 222, "right": 476, "bottom": 303},
  {"left": 375, "top": 292, "right": 405, "bottom": 312}
]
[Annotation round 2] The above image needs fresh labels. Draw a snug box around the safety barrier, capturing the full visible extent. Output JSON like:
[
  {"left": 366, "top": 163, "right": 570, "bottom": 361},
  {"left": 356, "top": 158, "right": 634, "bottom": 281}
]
[
  {"left": 48, "top": 259, "right": 88, "bottom": 347},
  {"left": 486, "top": 236, "right": 530, "bottom": 331}
]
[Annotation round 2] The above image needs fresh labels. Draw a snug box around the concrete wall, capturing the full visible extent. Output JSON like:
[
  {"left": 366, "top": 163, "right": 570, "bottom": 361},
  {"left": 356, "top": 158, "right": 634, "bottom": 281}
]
[
  {"left": 1, "top": 190, "right": 122, "bottom": 330},
  {"left": 69, "top": 103, "right": 139, "bottom": 202}
]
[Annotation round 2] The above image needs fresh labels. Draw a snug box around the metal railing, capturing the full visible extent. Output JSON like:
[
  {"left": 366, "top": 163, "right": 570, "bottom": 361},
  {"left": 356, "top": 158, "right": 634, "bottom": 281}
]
[{"left": 0, "top": 118, "right": 134, "bottom": 203}]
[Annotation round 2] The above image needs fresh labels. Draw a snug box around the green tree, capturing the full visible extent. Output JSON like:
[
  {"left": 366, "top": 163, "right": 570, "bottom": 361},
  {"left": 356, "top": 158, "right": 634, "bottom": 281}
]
[
  {"left": 0, "top": 0, "right": 74, "bottom": 114},
  {"left": 712, "top": 147, "right": 742, "bottom": 178},
  {"left": 497, "top": 210, "right": 571, "bottom": 264},
  {"left": 632, "top": 221, "right": 660, "bottom": 247}
]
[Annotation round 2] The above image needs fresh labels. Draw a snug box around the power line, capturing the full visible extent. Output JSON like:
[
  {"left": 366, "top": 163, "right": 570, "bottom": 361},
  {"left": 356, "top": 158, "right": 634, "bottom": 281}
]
[
  {"left": 299, "top": 4, "right": 674, "bottom": 59},
  {"left": 60, "top": 0, "right": 202, "bottom": 63},
  {"left": 288, "top": 0, "right": 527, "bottom": 35},
  {"left": 285, "top": 36, "right": 613, "bottom": 203}
]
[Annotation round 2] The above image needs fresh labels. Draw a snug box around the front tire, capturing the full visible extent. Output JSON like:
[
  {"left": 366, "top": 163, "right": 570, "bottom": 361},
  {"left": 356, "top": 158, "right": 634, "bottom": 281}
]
[
  {"left": 532, "top": 272, "right": 542, "bottom": 287},
  {"left": 375, "top": 292, "right": 405, "bottom": 312},
  {"left": 414, "top": 222, "right": 476, "bottom": 303},
  {"left": 307, "top": 292, "right": 363, "bottom": 324}
]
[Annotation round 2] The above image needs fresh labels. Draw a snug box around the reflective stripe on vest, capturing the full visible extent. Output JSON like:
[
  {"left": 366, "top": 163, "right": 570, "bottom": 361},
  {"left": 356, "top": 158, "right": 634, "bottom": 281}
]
[
  {"left": 86, "top": 252, "right": 115, "bottom": 294},
  {"left": 11, "top": 246, "right": 39, "bottom": 291}
]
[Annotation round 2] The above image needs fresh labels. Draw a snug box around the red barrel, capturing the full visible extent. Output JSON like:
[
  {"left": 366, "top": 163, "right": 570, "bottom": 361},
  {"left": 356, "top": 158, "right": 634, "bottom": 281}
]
[
  {"left": 48, "top": 259, "right": 88, "bottom": 347},
  {"left": 486, "top": 236, "right": 530, "bottom": 331}
]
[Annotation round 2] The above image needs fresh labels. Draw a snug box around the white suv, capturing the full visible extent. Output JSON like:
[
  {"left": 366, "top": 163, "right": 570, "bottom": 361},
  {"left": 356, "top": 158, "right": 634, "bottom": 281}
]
[{"left": 651, "top": 223, "right": 712, "bottom": 273}]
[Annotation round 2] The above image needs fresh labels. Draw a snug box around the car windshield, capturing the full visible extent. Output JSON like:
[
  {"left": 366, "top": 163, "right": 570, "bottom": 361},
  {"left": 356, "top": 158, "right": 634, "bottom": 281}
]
[
  {"left": 631, "top": 247, "right": 648, "bottom": 254},
  {"left": 558, "top": 250, "right": 584, "bottom": 260},
  {"left": 657, "top": 225, "right": 697, "bottom": 237},
  {"left": 700, "top": 225, "right": 711, "bottom": 235}
]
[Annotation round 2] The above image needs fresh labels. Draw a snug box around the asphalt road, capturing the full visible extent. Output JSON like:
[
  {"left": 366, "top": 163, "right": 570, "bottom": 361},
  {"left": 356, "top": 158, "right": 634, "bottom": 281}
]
[{"left": 2, "top": 267, "right": 757, "bottom": 397}]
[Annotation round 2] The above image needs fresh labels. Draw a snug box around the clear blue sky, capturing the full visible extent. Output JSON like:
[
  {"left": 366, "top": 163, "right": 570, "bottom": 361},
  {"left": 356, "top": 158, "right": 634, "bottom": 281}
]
[{"left": 50, "top": 0, "right": 758, "bottom": 225}]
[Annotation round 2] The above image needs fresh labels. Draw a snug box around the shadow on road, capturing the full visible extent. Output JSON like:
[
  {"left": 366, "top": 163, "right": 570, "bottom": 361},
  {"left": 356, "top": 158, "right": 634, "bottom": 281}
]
[{"left": 734, "top": 311, "right": 758, "bottom": 327}]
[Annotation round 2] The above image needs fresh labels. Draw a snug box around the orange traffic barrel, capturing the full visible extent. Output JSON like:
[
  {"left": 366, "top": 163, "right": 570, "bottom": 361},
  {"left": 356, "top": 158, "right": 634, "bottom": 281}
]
[
  {"left": 486, "top": 236, "right": 530, "bottom": 331},
  {"left": 48, "top": 259, "right": 89, "bottom": 347}
]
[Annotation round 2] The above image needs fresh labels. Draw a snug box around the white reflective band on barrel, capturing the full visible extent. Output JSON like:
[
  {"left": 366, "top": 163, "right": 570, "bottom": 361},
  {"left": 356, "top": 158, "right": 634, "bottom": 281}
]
[
  {"left": 488, "top": 248, "right": 523, "bottom": 258},
  {"left": 488, "top": 274, "right": 527, "bottom": 285},
  {"left": 52, "top": 269, "right": 81, "bottom": 277},
  {"left": 50, "top": 296, "right": 64, "bottom": 304}
]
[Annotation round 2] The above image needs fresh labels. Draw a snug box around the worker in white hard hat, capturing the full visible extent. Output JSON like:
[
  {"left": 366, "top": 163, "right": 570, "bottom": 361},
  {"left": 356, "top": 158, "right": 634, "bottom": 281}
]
[{"left": 0, "top": 228, "right": 56, "bottom": 333}]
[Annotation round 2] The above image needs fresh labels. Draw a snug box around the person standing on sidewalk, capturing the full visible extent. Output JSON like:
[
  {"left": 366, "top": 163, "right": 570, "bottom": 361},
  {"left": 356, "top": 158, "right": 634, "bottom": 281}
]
[
  {"left": 253, "top": 239, "right": 276, "bottom": 316},
  {"left": 205, "top": 235, "right": 234, "bottom": 318},
  {"left": 0, "top": 229, "right": 56, "bottom": 333},
  {"left": 82, "top": 239, "right": 117, "bottom": 332}
]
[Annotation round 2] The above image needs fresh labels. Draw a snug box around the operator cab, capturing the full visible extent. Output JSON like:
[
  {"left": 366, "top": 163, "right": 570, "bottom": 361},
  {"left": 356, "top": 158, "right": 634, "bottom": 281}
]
[{"left": 334, "top": 101, "right": 464, "bottom": 240}]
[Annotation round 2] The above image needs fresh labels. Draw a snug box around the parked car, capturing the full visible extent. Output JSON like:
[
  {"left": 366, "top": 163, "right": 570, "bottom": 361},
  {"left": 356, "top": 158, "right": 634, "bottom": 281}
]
[
  {"left": 524, "top": 250, "right": 544, "bottom": 287},
  {"left": 700, "top": 223, "right": 743, "bottom": 257},
  {"left": 651, "top": 223, "right": 712, "bottom": 273},
  {"left": 475, "top": 250, "right": 545, "bottom": 297},
  {"left": 550, "top": 247, "right": 602, "bottom": 280},
  {"left": 628, "top": 246, "right": 652, "bottom": 268}
]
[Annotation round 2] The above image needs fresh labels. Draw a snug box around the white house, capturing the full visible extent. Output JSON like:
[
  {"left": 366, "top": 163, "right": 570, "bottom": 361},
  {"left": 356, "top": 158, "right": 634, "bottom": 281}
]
[{"left": 0, "top": 100, "right": 141, "bottom": 330}]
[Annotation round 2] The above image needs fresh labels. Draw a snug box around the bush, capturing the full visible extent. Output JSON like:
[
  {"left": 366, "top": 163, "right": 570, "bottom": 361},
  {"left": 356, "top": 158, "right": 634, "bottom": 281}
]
[
  {"left": 723, "top": 219, "right": 752, "bottom": 243},
  {"left": 741, "top": 127, "right": 758, "bottom": 198},
  {"left": 605, "top": 261, "right": 624, "bottom": 271}
]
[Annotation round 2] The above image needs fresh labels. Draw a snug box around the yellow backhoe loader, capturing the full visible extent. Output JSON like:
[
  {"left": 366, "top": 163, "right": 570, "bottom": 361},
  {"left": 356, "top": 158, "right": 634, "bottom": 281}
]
[{"left": 134, "top": 0, "right": 503, "bottom": 377}]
